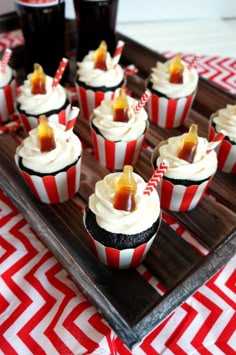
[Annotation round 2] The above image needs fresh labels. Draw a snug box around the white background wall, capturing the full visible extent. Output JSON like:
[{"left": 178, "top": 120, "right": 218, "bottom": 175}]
[{"left": 1, "top": 0, "right": 236, "bottom": 21}]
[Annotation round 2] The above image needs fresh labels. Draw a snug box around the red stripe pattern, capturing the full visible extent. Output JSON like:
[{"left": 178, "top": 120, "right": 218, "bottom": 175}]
[
  {"left": 147, "top": 90, "right": 196, "bottom": 128},
  {"left": 52, "top": 58, "right": 68, "bottom": 88},
  {"left": 112, "top": 40, "right": 125, "bottom": 68},
  {"left": 158, "top": 177, "right": 213, "bottom": 211},
  {"left": 1, "top": 48, "right": 12, "bottom": 73},
  {"left": 90, "top": 123, "right": 148, "bottom": 171},
  {"left": 209, "top": 126, "right": 236, "bottom": 174},
  {"left": 0, "top": 76, "right": 16, "bottom": 123},
  {"left": 75, "top": 83, "right": 120, "bottom": 120},
  {"left": 144, "top": 160, "right": 169, "bottom": 196},
  {"left": 18, "top": 103, "right": 71, "bottom": 133},
  {"left": 15, "top": 155, "right": 82, "bottom": 204},
  {"left": 84, "top": 225, "right": 157, "bottom": 269}
]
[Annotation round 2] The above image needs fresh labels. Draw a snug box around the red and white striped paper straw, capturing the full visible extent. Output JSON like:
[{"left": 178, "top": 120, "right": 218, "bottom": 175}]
[
  {"left": 188, "top": 55, "right": 199, "bottom": 70},
  {"left": 65, "top": 106, "right": 80, "bottom": 131},
  {"left": 0, "top": 118, "right": 21, "bottom": 135},
  {"left": 134, "top": 89, "right": 151, "bottom": 115},
  {"left": 1, "top": 48, "right": 12, "bottom": 73},
  {"left": 124, "top": 64, "right": 138, "bottom": 77},
  {"left": 112, "top": 40, "right": 125, "bottom": 68},
  {"left": 52, "top": 58, "right": 68, "bottom": 88},
  {"left": 206, "top": 131, "right": 225, "bottom": 154},
  {"left": 143, "top": 159, "right": 169, "bottom": 196}
]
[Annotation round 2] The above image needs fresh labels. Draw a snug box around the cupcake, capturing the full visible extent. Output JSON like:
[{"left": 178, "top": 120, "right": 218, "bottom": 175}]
[
  {"left": 75, "top": 41, "right": 124, "bottom": 120},
  {"left": 15, "top": 109, "right": 82, "bottom": 204},
  {"left": 16, "top": 62, "right": 70, "bottom": 133},
  {"left": 151, "top": 124, "right": 218, "bottom": 211},
  {"left": 0, "top": 49, "right": 16, "bottom": 123},
  {"left": 90, "top": 89, "right": 149, "bottom": 171},
  {"left": 146, "top": 55, "right": 198, "bottom": 128},
  {"left": 209, "top": 104, "right": 236, "bottom": 174},
  {"left": 84, "top": 165, "right": 161, "bottom": 269}
]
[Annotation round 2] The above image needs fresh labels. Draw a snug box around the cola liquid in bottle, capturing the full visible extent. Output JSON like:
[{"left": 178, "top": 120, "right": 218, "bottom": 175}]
[
  {"left": 73, "top": 0, "right": 119, "bottom": 60},
  {"left": 14, "top": 0, "right": 65, "bottom": 76}
]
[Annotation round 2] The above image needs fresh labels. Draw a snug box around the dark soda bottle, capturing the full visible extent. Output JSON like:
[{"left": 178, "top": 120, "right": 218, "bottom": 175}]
[
  {"left": 14, "top": 0, "right": 65, "bottom": 77},
  {"left": 73, "top": 0, "right": 119, "bottom": 60}
]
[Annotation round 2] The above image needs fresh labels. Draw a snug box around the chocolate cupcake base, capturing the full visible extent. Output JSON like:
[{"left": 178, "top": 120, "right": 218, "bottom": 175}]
[
  {"left": 85, "top": 208, "right": 160, "bottom": 250},
  {"left": 83, "top": 208, "right": 162, "bottom": 269},
  {"left": 146, "top": 80, "right": 196, "bottom": 128},
  {"left": 17, "top": 98, "right": 70, "bottom": 133}
]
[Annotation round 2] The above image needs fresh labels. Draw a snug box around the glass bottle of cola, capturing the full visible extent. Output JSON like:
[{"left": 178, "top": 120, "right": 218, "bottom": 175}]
[
  {"left": 14, "top": 0, "right": 65, "bottom": 77},
  {"left": 73, "top": 0, "right": 119, "bottom": 61}
]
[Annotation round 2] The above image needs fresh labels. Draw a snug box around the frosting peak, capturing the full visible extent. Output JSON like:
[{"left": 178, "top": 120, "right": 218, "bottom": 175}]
[
  {"left": 156, "top": 133, "right": 217, "bottom": 180},
  {"left": 89, "top": 172, "right": 160, "bottom": 234},
  {"left": 17, "top": 74, "right": 67, "bottom": 115},
  {"left": 150, "top": 58, "right": 198, "bottom": 98},
  {"left": 77, "top": 50, "right": 124, "bottom": 88},
  {"left": 16, "top": 122, "right": 82, "bottom": 174},
  {"left": 92, "top": 96, "right": 148, "bottom": 141}
]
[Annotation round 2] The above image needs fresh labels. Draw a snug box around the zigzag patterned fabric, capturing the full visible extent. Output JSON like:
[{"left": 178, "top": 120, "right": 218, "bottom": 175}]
[{"left": 0, "top": 191, "right": 235, "bottom": 354}]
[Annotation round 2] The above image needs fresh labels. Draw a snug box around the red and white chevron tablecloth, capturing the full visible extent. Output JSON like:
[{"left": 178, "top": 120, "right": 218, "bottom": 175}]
[{"left": 0, "top": 30, "right": 236, "bottom": 355}]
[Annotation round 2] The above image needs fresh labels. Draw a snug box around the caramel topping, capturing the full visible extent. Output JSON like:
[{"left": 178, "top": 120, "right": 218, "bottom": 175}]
[
  {"left": 113, "top": 165, "right": 137, "bottom": 211},
  {"left": 93, "top": 41, "right": 108, "bottom": 71},
  {"left": 38, "top": 115, "right": 56, "bottom": 153},
  {"left": 178, "top": 124, "right": 198, "bottom": 163},
  {"left": 31, "top": 63, "right": 46, "bottom": 95},
  {"left": 169, "top": 55, "right": 184, "bottom": 84},
  {"left": 112, "top": 89, "right": 130, "bottom": 122}
]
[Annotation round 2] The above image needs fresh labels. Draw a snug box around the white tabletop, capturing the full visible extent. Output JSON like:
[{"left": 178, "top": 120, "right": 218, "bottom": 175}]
[{"left": 117, "top": 18, "right": 236, "bottom": 57}]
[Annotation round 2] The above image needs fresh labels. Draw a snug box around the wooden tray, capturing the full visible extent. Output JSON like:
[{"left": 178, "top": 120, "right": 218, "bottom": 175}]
[{"left": 0, "top": 29, "right": 236, "bottom": 349}]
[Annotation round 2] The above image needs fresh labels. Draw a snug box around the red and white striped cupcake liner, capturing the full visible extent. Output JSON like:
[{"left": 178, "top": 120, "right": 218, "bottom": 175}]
[
  {"left": 151, "top": 147, "right": 214, "bottom": 211},
  {"left": 90, "top": 122, "right": 148, "bottom": 171},
  {"left": 209, "top": 125, "right": 236, "bottom": 174},
  {"left": 147, "top": 90, "right": 196, "bottom": 128},
  {"left": 15, "top": 154, "right": 82, "bottom": 204},
  {"left": 0, "top": 76, "right": 16, "bottom": 123},
  {"left": 157, "top": 177, "right": 213, "bottom": 212},
  {"left": 18, "top": 103, "right": 71, "bottom": 133},
  {"left": 75, "top": 83, "right": 120, "bottom": 120},
  {"left": 83, "top": 210, "right": 161, "bottom": 269}
]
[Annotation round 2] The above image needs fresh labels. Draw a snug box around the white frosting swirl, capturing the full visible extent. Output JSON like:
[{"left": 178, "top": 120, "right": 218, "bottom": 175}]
[
  {"left": 156, "top": 134, "right": 217, "bottom": 180},
  {"left": 150, "top": 59, "right": 198, "bottom": 98},
  {"left": 89, "top": 172, "right": 160, "bottom": 234},
  {"left": 16, "top": 122, "right": 82, "bottom": 174},
  {"left": 92, "top": 96, "right": 148, "bottom": 141},
  {"left": 212, "top": 104, "right": 236, "bottom": 143},
  {"left": 77, "top": 50, "right": 124, "bottom": 88},
  {"left": 17, "top": 74, "right": 67, "bottom": 115},
  {"left": 0, "top": 65, "right": 12, "bottom": 87}
]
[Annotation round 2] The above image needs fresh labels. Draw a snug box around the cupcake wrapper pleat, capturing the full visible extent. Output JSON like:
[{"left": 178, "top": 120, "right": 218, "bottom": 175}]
[
  {"left": 76, "top": 83, "right": 119, "bottom": 120},
  {"left": 85, "top": 227, "right": 156, "bottom": 269},
  {"left": 209, "top": 126, "right": 236, "bottom": 174},
  {"left": 147, "top": 91, "right": 196, "bottom": 128},
  {"left": 91, "top": 126, "right": 147, "bottom": 171},
  {"left": 158, "top": 178, "right": 213, "bottom": 211},
  {"left": 18, "top": 103, "right": 71, "bottom": 133},
  {"left": 0, "top": 77, "right": 16, "bottom": 123},
  {"left": 15, "top": 155, "right": 81, "bottom": 204}
]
